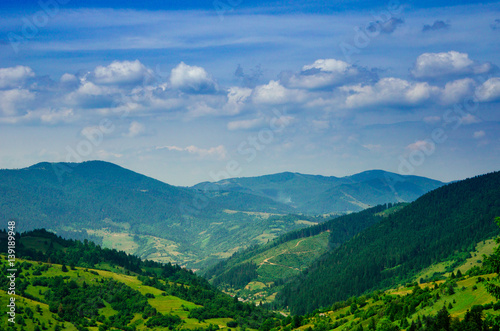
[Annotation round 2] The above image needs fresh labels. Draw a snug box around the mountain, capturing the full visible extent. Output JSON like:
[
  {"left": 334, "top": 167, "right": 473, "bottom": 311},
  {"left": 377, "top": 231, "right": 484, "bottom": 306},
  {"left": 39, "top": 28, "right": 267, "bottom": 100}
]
[
  {"left": 203, "top": 203, "right": 405, "bottom": 304},
  {"left": 192, "top": 170, "right": 445, "bottom": 214},
  {"left": 279, "top": 229, "right": 500, "bottom": 330},
  {"left": 0, "top": 229, "right": 280, "bottom": 331},
  {"left": 276, "top": 171, "right": 500, "bottom": 314},
  {"left": 0, "top": 161, "right": 317, "bottom": 270}
]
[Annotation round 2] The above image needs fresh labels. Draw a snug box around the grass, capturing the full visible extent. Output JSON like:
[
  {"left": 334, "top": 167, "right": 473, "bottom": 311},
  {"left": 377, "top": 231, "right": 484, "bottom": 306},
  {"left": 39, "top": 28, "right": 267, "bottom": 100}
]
[
  {"left": 0, "top": 256, "right": 240, "bottom": 331},
  {"left": 413, "top": 237, "right": 497, "bottom": 282}
]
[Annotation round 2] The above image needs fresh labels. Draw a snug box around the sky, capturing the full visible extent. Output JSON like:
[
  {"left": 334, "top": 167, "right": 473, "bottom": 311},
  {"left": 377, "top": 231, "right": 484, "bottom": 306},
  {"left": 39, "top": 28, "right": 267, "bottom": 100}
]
[{"left": 0, "top": 0, "right": 499, "bottom": 186}]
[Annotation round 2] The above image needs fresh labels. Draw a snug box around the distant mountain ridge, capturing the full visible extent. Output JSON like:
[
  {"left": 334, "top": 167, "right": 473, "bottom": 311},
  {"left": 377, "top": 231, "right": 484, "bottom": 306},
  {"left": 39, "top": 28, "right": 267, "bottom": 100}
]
[
  {"left": 0, "top": 161, "right": 444, "bottom": 270},
  {"left": 192, "top": 170, "right": 445, "bottom": 214},
  {"left": 0, "top": 161, "right": 303, "bottom": 269}
]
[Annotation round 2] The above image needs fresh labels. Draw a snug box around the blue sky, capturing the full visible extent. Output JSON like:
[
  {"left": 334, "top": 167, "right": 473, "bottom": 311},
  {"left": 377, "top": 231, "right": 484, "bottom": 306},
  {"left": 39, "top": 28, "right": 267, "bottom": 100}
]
[{"left": 0, "top": 0, "right": 499, "bottom": 185}]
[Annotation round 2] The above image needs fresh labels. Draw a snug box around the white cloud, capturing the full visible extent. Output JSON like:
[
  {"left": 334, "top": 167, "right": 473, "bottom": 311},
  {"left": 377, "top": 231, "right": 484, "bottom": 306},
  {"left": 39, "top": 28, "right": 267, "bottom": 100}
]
[
  {"left": 302, "top": 59, "right": 350, "bottom": 73},
  {"left": 440, "top": 78, "right": 476, "bottom": 104},
  {"left": 227, "top": 118, "right": 266, "bottom": 131},
  {"left": 92, "top": 60, "right": 153, "bottom": 86},
  {"left": 412, "top": 51, "right": 492, "bottom": 79},
  {"left": 252, "top": 80, "right": 304, "bottom": 105},
  {"left": 284, "top": 59, "right": 370, "bottom": 90},
  {"left": 39, "top": 108, "right": 75, "bottom": 124},
  {"left": 342, "top": 78, "right": 439, "bottom": 108},
  {"left": 475, "top": 77, "right": 500, "bottom": 102},
  {"left": 65, "top": 81, "right": 120, "bottom": 109},
  {"left": 60, "top": 73, "right": 79, "bottom": 85},
  {"left": 126, "top": 121, "right": 146, "bottom": 137},
  {"left": 157, "top": 144, "right": 227, "bottom": 160},
  {"left": 222, "top": 87, "right": 252, "bottom": 115},
  {"left": 473, "top": 130, "right": 485, "bottom": 139},
  {"left": 0, "top": 66, "right": 35, "bottom": 89},
  {"left": 170, "top": 62, "right": 217, "bottom": 94},
  {"left": 0, "top": 107, "right": 76, "bottom": 124},
  {"left": 0, "top": 89, "right": 35, "bottom": 115}
]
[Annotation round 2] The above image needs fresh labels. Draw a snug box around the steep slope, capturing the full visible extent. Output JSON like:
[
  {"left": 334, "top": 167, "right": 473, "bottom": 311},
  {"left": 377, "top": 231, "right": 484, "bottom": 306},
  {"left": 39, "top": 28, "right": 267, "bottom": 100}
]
[
  {"left": 0, "top": 161, "right": 306, "bottom": 269},
  {"left": 277, "top": 171, "right": 500, "bottom": 314},
  {"left": 193, "top": 170, "right": 445, "bottom": 214}
]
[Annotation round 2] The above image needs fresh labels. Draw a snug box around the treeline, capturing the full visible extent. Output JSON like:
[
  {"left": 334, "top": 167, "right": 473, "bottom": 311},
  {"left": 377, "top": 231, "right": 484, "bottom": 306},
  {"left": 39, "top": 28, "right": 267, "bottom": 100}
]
[
  {"left": 212, "top": 262, "right": 258, "bottom": 288},
  {"left": 277, "top": 171, "right": 500, "bottom": 314}
]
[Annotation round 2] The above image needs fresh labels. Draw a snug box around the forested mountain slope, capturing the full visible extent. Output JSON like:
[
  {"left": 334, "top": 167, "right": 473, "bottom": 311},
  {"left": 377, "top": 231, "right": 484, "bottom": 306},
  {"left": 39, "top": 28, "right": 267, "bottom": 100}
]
[
  {"left": 276, "top": 171, "right": 500, "bottom": 314},
  {"left": 0, "top": 161, "right": 311, "bottom": 269}
]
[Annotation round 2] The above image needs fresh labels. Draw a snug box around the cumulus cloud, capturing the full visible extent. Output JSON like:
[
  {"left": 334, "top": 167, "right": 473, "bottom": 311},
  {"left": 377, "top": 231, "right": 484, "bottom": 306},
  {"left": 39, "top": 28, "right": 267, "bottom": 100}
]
[
  {"left": 156, "top": 144, "right": 227, "bottom": 159},
  {"left": 0, "top": 66, "right": 35, "bottom": 89},
  {"left": 282, "top": 59, "right": 374, "bottom": 90},
  {"left": 65, "top": 81, "right": 121, "bottom": 109},
  {"left": 222, "top": 87, "right": 252, "bottom": 116},
  {"left": 341, "top": 78, "right": 439, "bottom": 108},
  {"left": 252, "top": 80, "right": 304, "bottom": 104},
  {"left": 170, "top": 62, "right": 217, "bottom": 94},
  {"left": 440, "top": 78, "right": 476, "bottom": 104},
  {"left": 412, "top": 51, "right": 493, "bottom": 79},
  {"left": 423, "top": 20, "right": 450, "bottom": 32},
  {"left": 475, "top": 77, "right": 500, "bottom": 102},
  {"left": 60, "top": 73, "right": 79, "bottom": 87},
  {"left": 0, "top": 89, "right": 35, "bottom": 115},
  {"left": 92, "top": 60, "right": 153, "bottom": 86}
]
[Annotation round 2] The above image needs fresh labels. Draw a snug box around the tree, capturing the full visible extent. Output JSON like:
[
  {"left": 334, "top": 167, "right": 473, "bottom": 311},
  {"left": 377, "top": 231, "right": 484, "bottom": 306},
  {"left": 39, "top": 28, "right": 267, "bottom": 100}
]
[
  {"left": 436, "top": 306, "right": 450, "bottom": 331},
  {"left": 484, "top": 217, "right": 500, "bottom": 300}
]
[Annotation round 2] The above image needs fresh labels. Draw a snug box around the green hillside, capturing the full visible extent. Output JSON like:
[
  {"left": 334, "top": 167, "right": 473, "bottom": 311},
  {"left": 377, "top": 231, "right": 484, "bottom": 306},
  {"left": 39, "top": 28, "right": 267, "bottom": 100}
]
[
  {"left": 193, "top": 170, "right": 444, "bottom": 214},
  {"left": 272, "top": 218, "right": 500, "bottom": 330},
  {"left": 0, "top": 229, "right": 281, "bottom": 331},
  {"left": 0, "top": 161, "right": 321, "bottom": 269},
  {"left": 205, "top": 204, "right": 402, "bottom": 303},
  {"left": 276, "top": 171, "right": 500, "bottom": 314}
]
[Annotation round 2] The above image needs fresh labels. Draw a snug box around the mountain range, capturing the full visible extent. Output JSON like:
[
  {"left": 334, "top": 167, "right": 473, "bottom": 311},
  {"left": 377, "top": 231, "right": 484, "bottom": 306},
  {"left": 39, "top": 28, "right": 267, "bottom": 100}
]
[
  {"left": 193, "top": 170, "right": 444, "bottom": 214},
  {"left": 0, "top": 161, "right": 444, "bottom": 270}
]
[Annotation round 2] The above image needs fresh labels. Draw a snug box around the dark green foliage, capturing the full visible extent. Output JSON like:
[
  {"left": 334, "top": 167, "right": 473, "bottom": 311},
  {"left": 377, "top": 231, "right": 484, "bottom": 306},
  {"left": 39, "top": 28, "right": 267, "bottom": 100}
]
[
  {"left": 277, "top": 171, "right": 500, "bottom": 314},
  {"left": 145, "top": 313, "right": 182, "bottom": 328},
  {"left": 212, "top": 262, "right": 258, "bottom": 287}
]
